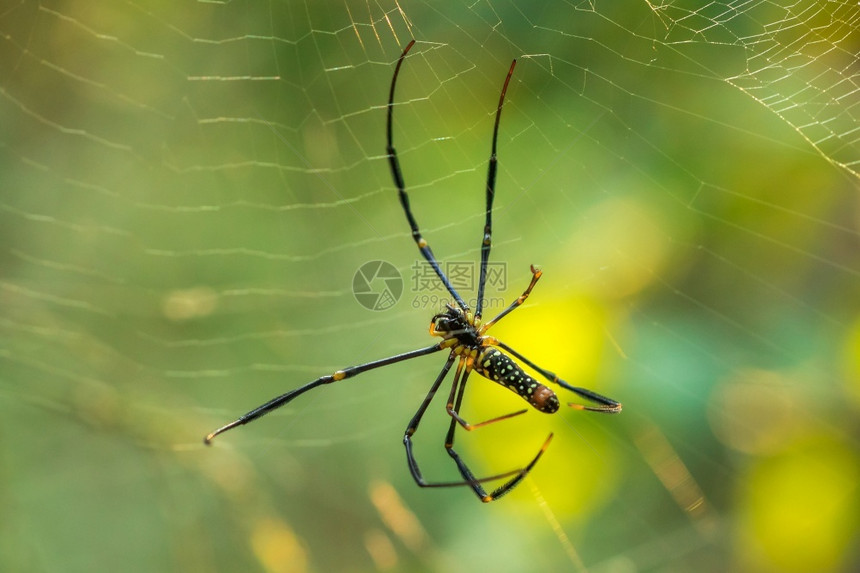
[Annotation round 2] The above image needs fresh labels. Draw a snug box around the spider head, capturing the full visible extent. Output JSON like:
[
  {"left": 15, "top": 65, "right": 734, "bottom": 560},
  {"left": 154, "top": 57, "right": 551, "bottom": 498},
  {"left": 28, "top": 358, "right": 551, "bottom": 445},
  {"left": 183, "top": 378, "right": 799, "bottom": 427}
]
[{"left": 430, "top": 304, "right": 480, "bottom": 346}]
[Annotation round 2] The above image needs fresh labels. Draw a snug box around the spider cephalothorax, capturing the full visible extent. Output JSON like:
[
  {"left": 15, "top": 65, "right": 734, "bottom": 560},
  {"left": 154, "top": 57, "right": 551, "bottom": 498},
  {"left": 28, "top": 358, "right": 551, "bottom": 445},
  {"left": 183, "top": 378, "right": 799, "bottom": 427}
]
[
  {"left": 205, "top": 40, "right": 621, "bottom": 503},
  {"left": 430, "top": 304, "right": 481, "bottom": 349}
]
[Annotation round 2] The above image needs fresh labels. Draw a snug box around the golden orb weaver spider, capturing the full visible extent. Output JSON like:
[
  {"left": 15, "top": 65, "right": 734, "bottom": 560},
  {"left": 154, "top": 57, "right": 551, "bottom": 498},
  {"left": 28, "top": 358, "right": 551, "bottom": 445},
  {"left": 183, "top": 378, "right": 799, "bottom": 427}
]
[{"left": 204, "top": 40, "right": 622, "bottom": 502}]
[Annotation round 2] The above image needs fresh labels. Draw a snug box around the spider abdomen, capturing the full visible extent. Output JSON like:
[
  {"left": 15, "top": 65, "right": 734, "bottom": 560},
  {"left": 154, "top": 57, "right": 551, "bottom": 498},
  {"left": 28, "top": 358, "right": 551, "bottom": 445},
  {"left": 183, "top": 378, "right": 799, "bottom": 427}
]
[{"left": 475, "top": 348, "right": 559, "bottom": 413}]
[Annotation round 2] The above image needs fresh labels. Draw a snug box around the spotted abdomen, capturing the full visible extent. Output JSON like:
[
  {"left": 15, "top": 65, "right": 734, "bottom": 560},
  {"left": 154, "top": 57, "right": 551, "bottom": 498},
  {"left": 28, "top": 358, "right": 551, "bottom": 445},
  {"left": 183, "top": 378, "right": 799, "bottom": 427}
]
[{"left": 474, "top": 348, "right": 559, "bottom": 413}]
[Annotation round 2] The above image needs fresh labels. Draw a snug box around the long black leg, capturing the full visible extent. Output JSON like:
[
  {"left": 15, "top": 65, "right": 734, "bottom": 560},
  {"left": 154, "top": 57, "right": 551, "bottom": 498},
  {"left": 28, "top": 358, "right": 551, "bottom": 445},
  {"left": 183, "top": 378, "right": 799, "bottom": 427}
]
[
  {"left": 445, "top": 360, "right": 527, "bottom": 430},
  {"left": 475, "top": 59, "right": 517, "bottom": 320},
  {"left": 205, "top": 343, "right": 445, "bottom": 444},
  {"left": 487, "top": 339, "right": 623, "bottom": 413},
  {"left": 387, "top": 40, "right": 469, "bottom": 312},
  {"left": 444, "top": 389, "right": 553, "bottom": 503},
  {"left": 438, "top": 359, "right": 553, "bottom": 502},
  {"left": 404, "top": 355, "right": 529, "bottom": 488},
  {"left": 404, "top": 353, "right": 456, "bottom": 485},
  {"left": 480, "top": 264, "right": 541, "bottom": 333}
]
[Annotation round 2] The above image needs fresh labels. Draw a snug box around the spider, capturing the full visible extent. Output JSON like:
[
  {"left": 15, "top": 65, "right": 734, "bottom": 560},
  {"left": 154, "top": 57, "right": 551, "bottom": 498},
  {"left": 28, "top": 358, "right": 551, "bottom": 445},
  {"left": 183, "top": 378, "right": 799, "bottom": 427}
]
[{"left": 204, "top": 40, "right": 622, "bottom": 502}]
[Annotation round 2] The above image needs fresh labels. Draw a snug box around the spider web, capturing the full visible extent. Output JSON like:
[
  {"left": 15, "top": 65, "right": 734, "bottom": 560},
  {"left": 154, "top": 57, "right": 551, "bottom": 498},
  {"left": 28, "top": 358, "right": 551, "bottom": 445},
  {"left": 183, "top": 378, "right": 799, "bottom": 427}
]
[{"left": 2, "top": 1, "right": 858, "bottom": 572}]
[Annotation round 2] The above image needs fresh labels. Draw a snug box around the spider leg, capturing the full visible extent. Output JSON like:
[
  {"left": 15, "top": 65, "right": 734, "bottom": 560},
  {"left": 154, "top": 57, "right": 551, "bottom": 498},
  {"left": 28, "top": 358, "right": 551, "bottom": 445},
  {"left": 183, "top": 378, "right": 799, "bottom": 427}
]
[
  {"left": 387, "top": 40, "right": 468, "bottom": 312},
  {"left": 479, "top": 264, "right": 542, "bottom": 333},
  {"left": 443, "top": 366, "right": 553, "bottom": 502},
  {"left": 445, "top": 358, "right": 527, "bottom": 430},
  {"left": 486, "top": 339, "right": 622, "bottom": 413},
  {"left": 444, "top": 435, "right": 553, "bottom": 503},
  {"left": 406, "top": 354, "right": 550, "bottom": 502},
  {"left": 205, "top": 343, "right": 445, "bottom": 444},
  {"left": 404, "top": 354, "right": 529, "bottom": 488},
  {"left": 476, "top": 59, "right": 517, "bottom": 321}
]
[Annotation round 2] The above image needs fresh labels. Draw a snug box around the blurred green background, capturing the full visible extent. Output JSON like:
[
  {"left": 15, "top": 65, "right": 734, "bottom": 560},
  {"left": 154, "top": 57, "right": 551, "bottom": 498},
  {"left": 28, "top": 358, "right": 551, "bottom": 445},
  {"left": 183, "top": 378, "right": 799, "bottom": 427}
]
[{"left": 2, "top": 1, "right": 858, "bottom": 572}]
